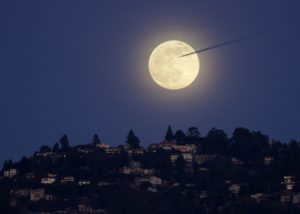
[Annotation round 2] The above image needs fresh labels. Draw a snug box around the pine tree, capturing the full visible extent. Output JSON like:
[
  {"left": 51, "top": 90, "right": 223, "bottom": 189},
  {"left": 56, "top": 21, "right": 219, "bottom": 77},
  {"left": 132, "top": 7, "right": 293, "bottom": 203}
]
[
  {"left": 92, "top": 134, "right": 101, "bottom": 146},
  {"left": 60, "top": 134, "right": 70, "bottom": 152},
  {"left": 165, "top": 125, "right": 174, "bottom": 142},
  {"left": 126, "top": 130, "right": 140, "bottom": 149}
]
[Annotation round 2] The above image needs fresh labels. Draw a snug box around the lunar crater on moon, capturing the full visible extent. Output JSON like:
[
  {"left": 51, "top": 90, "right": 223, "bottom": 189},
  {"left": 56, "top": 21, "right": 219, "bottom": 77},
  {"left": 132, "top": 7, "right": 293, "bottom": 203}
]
[{"left": 149, "top": 40, "right": 200, "bottom": 90}]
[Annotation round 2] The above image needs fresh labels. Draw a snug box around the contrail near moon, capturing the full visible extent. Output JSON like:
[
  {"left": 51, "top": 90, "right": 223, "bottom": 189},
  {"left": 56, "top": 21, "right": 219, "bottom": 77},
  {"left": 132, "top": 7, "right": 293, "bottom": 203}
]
[{"left": 179, "top": 35, "right": 259, "bottom": 57}]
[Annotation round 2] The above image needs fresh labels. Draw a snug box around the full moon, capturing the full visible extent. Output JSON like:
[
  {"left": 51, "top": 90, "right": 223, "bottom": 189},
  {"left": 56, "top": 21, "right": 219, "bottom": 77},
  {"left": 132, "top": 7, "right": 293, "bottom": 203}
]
[{"left": 148, "top": 40, "right": 200, "bottom": 90}]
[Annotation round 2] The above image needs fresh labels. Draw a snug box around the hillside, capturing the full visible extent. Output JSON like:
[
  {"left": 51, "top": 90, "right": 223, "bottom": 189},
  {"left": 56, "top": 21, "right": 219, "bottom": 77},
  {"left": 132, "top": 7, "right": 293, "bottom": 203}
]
[{"left": 1, "top": 127, "right": 300, "bottom": 213}]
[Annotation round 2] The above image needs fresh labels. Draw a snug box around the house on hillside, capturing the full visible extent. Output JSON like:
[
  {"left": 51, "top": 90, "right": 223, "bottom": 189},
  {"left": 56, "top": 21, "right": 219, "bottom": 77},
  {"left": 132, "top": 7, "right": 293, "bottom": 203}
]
[
  {"left": 264, "top": 156, "right": 274, "bottom": 165},
  {"left": 282, "top": 176, "right": 295, "bottom": 191},
  {"left": 61, "top": 176, "right": 75, "bottom": 183},
  {"left": 149, "top": 176, "right": 162, "bottom": 185},
  {"left": 195, "top": 155, "right": 217, "bottom": 165},
  {"left": 25, "top": 172, "right": 35, "bottom": 180},
  {"left": 182, "top": 153, "right": 193, "bottom": 162},
  {"left": 281, "top": 191, "right": 293, "bottom": 203},
  {"left": 30, "top": 189, "right": 45, "bottom": 201},
  {"left": 4, "top": 168, "right": 17, "bottom": 178},
  {"left": 78, "top": 180, "right": 91, "bottom": 186},
  {"left": 11, "top": 189, "right": 30, "bottom": 198},
  {"left": 229, "top": 184, "right": 241, "bottom": 196},
  {"left": 170, "top": 154, "right": 179, "bottom": 163},
  {"left": 41, "top": 177, "right": 56, "bottom": 184},
  {"left": 96, "top": 143, "right": 110, "bottom": 150}
]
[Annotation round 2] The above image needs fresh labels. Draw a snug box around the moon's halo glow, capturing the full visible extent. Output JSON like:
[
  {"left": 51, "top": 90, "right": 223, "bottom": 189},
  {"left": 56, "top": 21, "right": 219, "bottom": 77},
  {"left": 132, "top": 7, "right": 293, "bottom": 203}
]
[{"left": 148, "top": 40, "right": 200, "bottom": 90}]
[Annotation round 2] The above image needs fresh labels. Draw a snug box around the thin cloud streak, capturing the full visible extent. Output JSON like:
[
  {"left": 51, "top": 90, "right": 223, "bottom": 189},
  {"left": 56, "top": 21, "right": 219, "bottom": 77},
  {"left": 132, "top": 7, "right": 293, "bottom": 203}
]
[{"left": 179, "top": 35, "right": 260, "bottom": 57}]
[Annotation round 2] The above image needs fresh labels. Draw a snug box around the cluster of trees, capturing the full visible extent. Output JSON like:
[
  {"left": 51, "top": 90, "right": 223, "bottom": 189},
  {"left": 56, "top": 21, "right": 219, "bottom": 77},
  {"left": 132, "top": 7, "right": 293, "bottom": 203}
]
[
  {"left": 3, "top": 125, "right": 300, "bottom": 173},
  {"left": 38, "top": 134, "right": 71, "bottom": 154},
  {"left": 2, "top": 126, "right": 300, "bottom": 213}
]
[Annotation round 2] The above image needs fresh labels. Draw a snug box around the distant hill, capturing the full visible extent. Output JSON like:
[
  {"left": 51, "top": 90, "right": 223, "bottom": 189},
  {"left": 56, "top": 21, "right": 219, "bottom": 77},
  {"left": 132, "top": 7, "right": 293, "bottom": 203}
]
[{"left": 1, "top": 127, "right": 300, "bottom": 213}]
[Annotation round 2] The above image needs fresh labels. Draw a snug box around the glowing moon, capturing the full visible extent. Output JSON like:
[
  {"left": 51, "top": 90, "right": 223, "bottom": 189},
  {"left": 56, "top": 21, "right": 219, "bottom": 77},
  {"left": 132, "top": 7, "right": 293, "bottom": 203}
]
[{"left": 149, "top": 40, "right": 200, "bottom": 90}]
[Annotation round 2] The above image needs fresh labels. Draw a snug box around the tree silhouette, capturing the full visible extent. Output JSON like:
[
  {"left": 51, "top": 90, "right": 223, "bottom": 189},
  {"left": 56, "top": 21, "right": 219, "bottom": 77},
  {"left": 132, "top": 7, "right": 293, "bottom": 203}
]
[
  {"left": 126, "top": 130, "right": 140, "bottom": 149},
  {"left": 187, "top": 127, "right": 200, "bottom": 137},
  {"left": 18, "top": 157, "right": 31, "bottom": 173},
  {"left": 2, "top": 160, "right": 13, "bottom": 171},
  {"left": 230, "top": 128, "right": 269, "bottom": 160},
  {"left": 92, "top": 134, "right": 101, "bottom": 146},
  {"left": 165, "top": 125, "right": 174, "bottom": 142},
  {"left": 175, "top": 130, "right": 186, "bottom": 145},
  {"left": 205, "top": 128, "right": 228, "bottom": 154},
  {"left": 59, "top": 134, "right": 70, "bottom": 152},
  {"left": 52, "top": 142, "right": 60, "bottom": 152},
  {"left": 39, "top": 145, "right": 51, "bottom": 153},
  {"left": 186, "top": 127, "right": 200, "bottom": 144}
]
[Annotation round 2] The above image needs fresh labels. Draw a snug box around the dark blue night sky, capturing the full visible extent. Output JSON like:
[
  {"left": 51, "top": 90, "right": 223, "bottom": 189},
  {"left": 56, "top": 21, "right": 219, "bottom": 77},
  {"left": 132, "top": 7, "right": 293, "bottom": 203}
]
[{"left": 1, "top": 0, "right": 300, "bottom": 163}]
